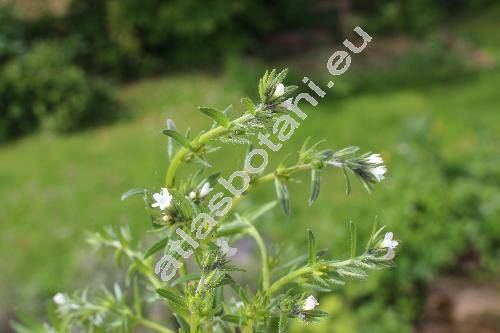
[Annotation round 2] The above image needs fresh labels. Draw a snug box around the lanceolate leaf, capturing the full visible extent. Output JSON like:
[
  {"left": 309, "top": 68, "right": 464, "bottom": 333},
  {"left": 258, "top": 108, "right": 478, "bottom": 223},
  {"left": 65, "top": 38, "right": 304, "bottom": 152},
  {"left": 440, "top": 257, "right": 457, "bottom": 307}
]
[
  {"left": 171, "top": 273, "right": 201, "bottom": 287},
  {"left": 162, "top": 129, "right": 191, "bottom": 149},
  {"left": 309, "top": 169, "right": 321, "bottom": 206},
  {"left": 274, "top": 177, "right": 291, "bottom": 216},
  {"left": 174, "top": 313, "right": 190, "bottom": 332},
  {"left": 350, "top": 221, "right": 357, "bottom": 259},
  {"left": 342, "top": 166, "right": 351, "bottom": 195},
  {"left": 307, "top": 229, "right": 316, "bottom": 266},
  {"left": 199, "top": 106, "right": 231, "bottom": 128},
  {"left": 144, "top": 237, "right": 169, "bottom": 259},
  {"left": 166, "top": 118, "right": 178, "bottom": 159},
  {"left": 156, "top": 289, "right": 188, "bottom": 310},
  {"left": 121, "top": 188, "right": 146, "bottom": 201},
  {"left": 241, "top": 97, "right": 256, "bottom": 114}
]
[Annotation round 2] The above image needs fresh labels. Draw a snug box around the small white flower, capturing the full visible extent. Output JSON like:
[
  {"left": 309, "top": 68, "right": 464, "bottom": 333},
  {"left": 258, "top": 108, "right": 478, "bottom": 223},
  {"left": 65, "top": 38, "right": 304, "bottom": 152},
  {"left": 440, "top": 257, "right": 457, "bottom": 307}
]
[
  {"left": 189, "top": 191, "right": 197, "bottom": 199},
  {"left": 302, "top": 295, "right": 319, "bottom": 311},
  {"left": 235, "top": 301, "right": 244, "bottom": 309},
  {"left": 381, "top": 232, "right": 398, "bottom": 249},
  {"left": 216, "top": 238, "right": 237, "bottom": 257},
  {"left": 367, "top": 153, "right": 383, "bottom": 165},
  {"left": 384, "top": 247, "right": 396, "bottom": 260},
  {"left": 162, "top": 215, "right": 171, "bottom": 222},
  {"left": 369, "top": 165, "right": 387, "bottom": 182},
  {"left": 199, "top": 182, "right": 213, "bottom": 198},
  {"left": 279, "top": 98, "right": 293, "bottom": 110},
  {"left": 53, "top": 293, "right": 66, "bottom": 305},
  {"left": 151, "top": 188, "right": 172, "bottom": 211},
  {"left": 273, "top": 83, "right": 285, "bottom": 98}
]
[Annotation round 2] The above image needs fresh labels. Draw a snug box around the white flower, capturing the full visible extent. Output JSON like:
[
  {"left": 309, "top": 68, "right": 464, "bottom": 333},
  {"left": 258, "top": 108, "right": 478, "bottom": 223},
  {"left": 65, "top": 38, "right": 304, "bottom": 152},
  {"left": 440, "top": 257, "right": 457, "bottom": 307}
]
[
  {"left": 384, "top": 247, "right": 396, "bottom": 260},
  {"left": 199, "top": 182, "right": 213, "bottom": 198},
  {"left": 367, "top": 153, "right": 383, "bottom": 165},
  {"left": 279, "top": 98, "right": 293, "bottom": 110},
  {"left": 162, "top": 215, "right": 171, "bottom": 222},
  {"left": 302, "top": 295, "right": 319, "bottom": 311},
  {"left": 189, "top": 191, "right": 197, "bottom": 199},
  {"left": 216, "top": 238, "right": 237, "bottom": 257},
  {"left": 53, "top": 293, "right": 66, "bottom": 305},
  {"left": 151, "top": 188, "right": 172, "bottom": 211},
  {"left": 235, "top": 301, "right": 244, "bottom": 309},
  {"left": 381, "top": 232, "right": 398, "bottom": 249},
  {"left": 369, "top": 165, "right": 387, "bottom": 182},
  {"left": 273, "top": 83, "right": 285, "bottom": 98}
]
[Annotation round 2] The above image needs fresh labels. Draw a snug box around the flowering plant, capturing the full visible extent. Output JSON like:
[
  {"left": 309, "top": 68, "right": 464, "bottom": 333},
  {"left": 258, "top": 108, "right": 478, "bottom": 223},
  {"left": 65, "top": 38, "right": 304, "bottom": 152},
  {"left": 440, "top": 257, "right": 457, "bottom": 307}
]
[{"left": 15, "top": 69, "right": 398, "bottom": 333}]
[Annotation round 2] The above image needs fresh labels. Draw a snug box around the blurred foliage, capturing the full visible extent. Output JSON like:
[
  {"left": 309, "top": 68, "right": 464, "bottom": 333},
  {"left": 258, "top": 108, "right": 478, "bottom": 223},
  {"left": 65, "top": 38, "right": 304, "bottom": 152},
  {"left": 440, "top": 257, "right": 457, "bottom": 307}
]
[
  {"left": 0, "top": 5, "right": 27, "bottom": 62},
  {"left": 0, "top": 41, "right": 120, "bottom": 141},
  {"left": 361, "top": 0, "right": 497, "bottom": 35},
  {"left": 306, "top": 117, "right": 500, "bottom": 333},
  {"left": 59, "top": 0, "right": 303, "bottom": 78}
]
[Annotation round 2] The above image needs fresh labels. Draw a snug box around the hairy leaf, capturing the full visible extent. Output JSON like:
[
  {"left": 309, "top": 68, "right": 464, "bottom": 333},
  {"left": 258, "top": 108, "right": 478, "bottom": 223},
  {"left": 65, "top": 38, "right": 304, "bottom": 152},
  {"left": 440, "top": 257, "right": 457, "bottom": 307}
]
[{"left": 199, "top": 106, "right": 231, "bottom": 128}]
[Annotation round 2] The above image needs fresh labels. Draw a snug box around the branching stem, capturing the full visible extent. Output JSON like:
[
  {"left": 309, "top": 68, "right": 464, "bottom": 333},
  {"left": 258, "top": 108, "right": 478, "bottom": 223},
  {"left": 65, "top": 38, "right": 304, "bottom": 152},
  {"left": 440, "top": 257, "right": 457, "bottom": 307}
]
[
  {"left": 165, "top": 114, "right": 254, "bottom": 186},
  {"left": 243, "top": 218, "right": 270, "bottom": 289}
]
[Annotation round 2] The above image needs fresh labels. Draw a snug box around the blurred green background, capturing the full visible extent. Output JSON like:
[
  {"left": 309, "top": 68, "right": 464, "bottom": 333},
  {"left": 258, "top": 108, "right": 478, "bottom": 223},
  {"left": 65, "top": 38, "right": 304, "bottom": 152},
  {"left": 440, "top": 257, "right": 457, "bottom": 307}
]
[{"left": 1, "top": 0, "right": 499, "bottom": 332}]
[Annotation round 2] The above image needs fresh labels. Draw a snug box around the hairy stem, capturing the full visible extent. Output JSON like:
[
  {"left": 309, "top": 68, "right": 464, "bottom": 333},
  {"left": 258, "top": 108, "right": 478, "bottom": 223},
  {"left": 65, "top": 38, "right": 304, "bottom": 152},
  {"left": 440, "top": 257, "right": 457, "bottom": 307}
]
[
  {"left": 267, "top": 258, "right": 357, "bottom": 296},
  {"left": 165, "top": 114, "right": 254, "bottom": 186},
  {"left": 190, "top": 312, "right": 199, "bottom": 333},
  {"left": 267, "top": 266, "right": 313, "bottom": 296}
]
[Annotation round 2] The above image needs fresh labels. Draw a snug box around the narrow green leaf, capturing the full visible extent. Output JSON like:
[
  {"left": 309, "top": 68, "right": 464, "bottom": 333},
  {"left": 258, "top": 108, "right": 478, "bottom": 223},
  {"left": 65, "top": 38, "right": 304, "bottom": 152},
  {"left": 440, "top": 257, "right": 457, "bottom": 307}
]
[
  {"left": 199, "top": 106, "right": 231, "bottom": 128},
  {"left": 309, "top": 169, "right": 321, "bottom": 206},
  {"left": 222, "top": 104, "right": 233, "bottom": 116},
  {"left": 350, "top": 221, "right": 357, "bottom": 259},
  {"left": 342, "top": 167, "right": 351, "bottom": 195},
  {"left": 366, "top": 217, "right": 379, "bottom": 251},
  {"left": 241, "top": 97, "right": 256, "bottom": 114},
  {"left": 155, "top": 289, "right": 187, "bottom": 309},
  {"left": 273, "top": 68, "right": 289, "bottom": 87},
  {"left": 170, "top": 190, "right": 194, "bottom": 221},
  {"left": 307, "top": 229, "right": 316, "bottom": 266},
  {"left": 166, "top": 119, "right": 177, "bottom": 159},
  {"left": 162, "top": 129, "right": 191, "bottom": 149},
  {"left": 214, "top": 221, "right": 248, "bottom": 237},
  {"left": 121, "top": 188, "right": 146, "bottom": 201},
  {"left": 144, "top": 237, "right": 169, "bottom": 259},
  {"left": 171, "top": 273, "right": 201, "bottom": 287},
  {"left": 334, "top": 146, "right": 360, "bottom": 157},
  {"left": 274, "top": 177, "right": 290, "bottom": 216},
  {"left": 174, "top": 313, "right": 190, "bottom": 333},
  {"left": 221, "top": 314, "right": 242, "bottom": 324},
  {"left": 245, "top": 201, "right": 277, "bottom": 222}
]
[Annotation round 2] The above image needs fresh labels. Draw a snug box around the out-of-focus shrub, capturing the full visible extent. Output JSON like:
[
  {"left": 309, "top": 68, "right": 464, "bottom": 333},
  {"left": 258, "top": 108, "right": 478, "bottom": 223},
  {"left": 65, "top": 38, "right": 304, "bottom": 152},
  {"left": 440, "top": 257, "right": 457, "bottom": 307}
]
[
  {"left": 60, "top": 0, "right": 319, "bottom": 78},
  {"left": 0, "top": 5, "right": 26, "bottom": 62},
  {"left": 324, "top": 34, "right": 476, "bottom": 98},
  {"left": 0, "top": 42, "right": 120, "bottom": 142},
  {"left": 362, "top": 0, "right": 498, "bottom": 35}
]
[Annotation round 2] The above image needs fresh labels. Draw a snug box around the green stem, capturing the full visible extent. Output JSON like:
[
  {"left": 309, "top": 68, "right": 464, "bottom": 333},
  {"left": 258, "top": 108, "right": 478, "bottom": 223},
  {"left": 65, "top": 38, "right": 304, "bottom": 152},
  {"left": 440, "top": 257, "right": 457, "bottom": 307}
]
[
  {"left": 267, "top": 266, "right": 313, "bottom": 296},
  {"left": 165, "top": 114, "right": 254, "bottom": 186},
  {"left": 267, "top": 258, "right": 356, "bottom": 296},
  {"left": 244, "top": 219, "right": 270, "bottom": 290},
  {"left": 136, "top": 317, "right": 175, "bottom": 333},
  {"left": 190, "top": 312, "right": 199, "bottom": 333}
]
